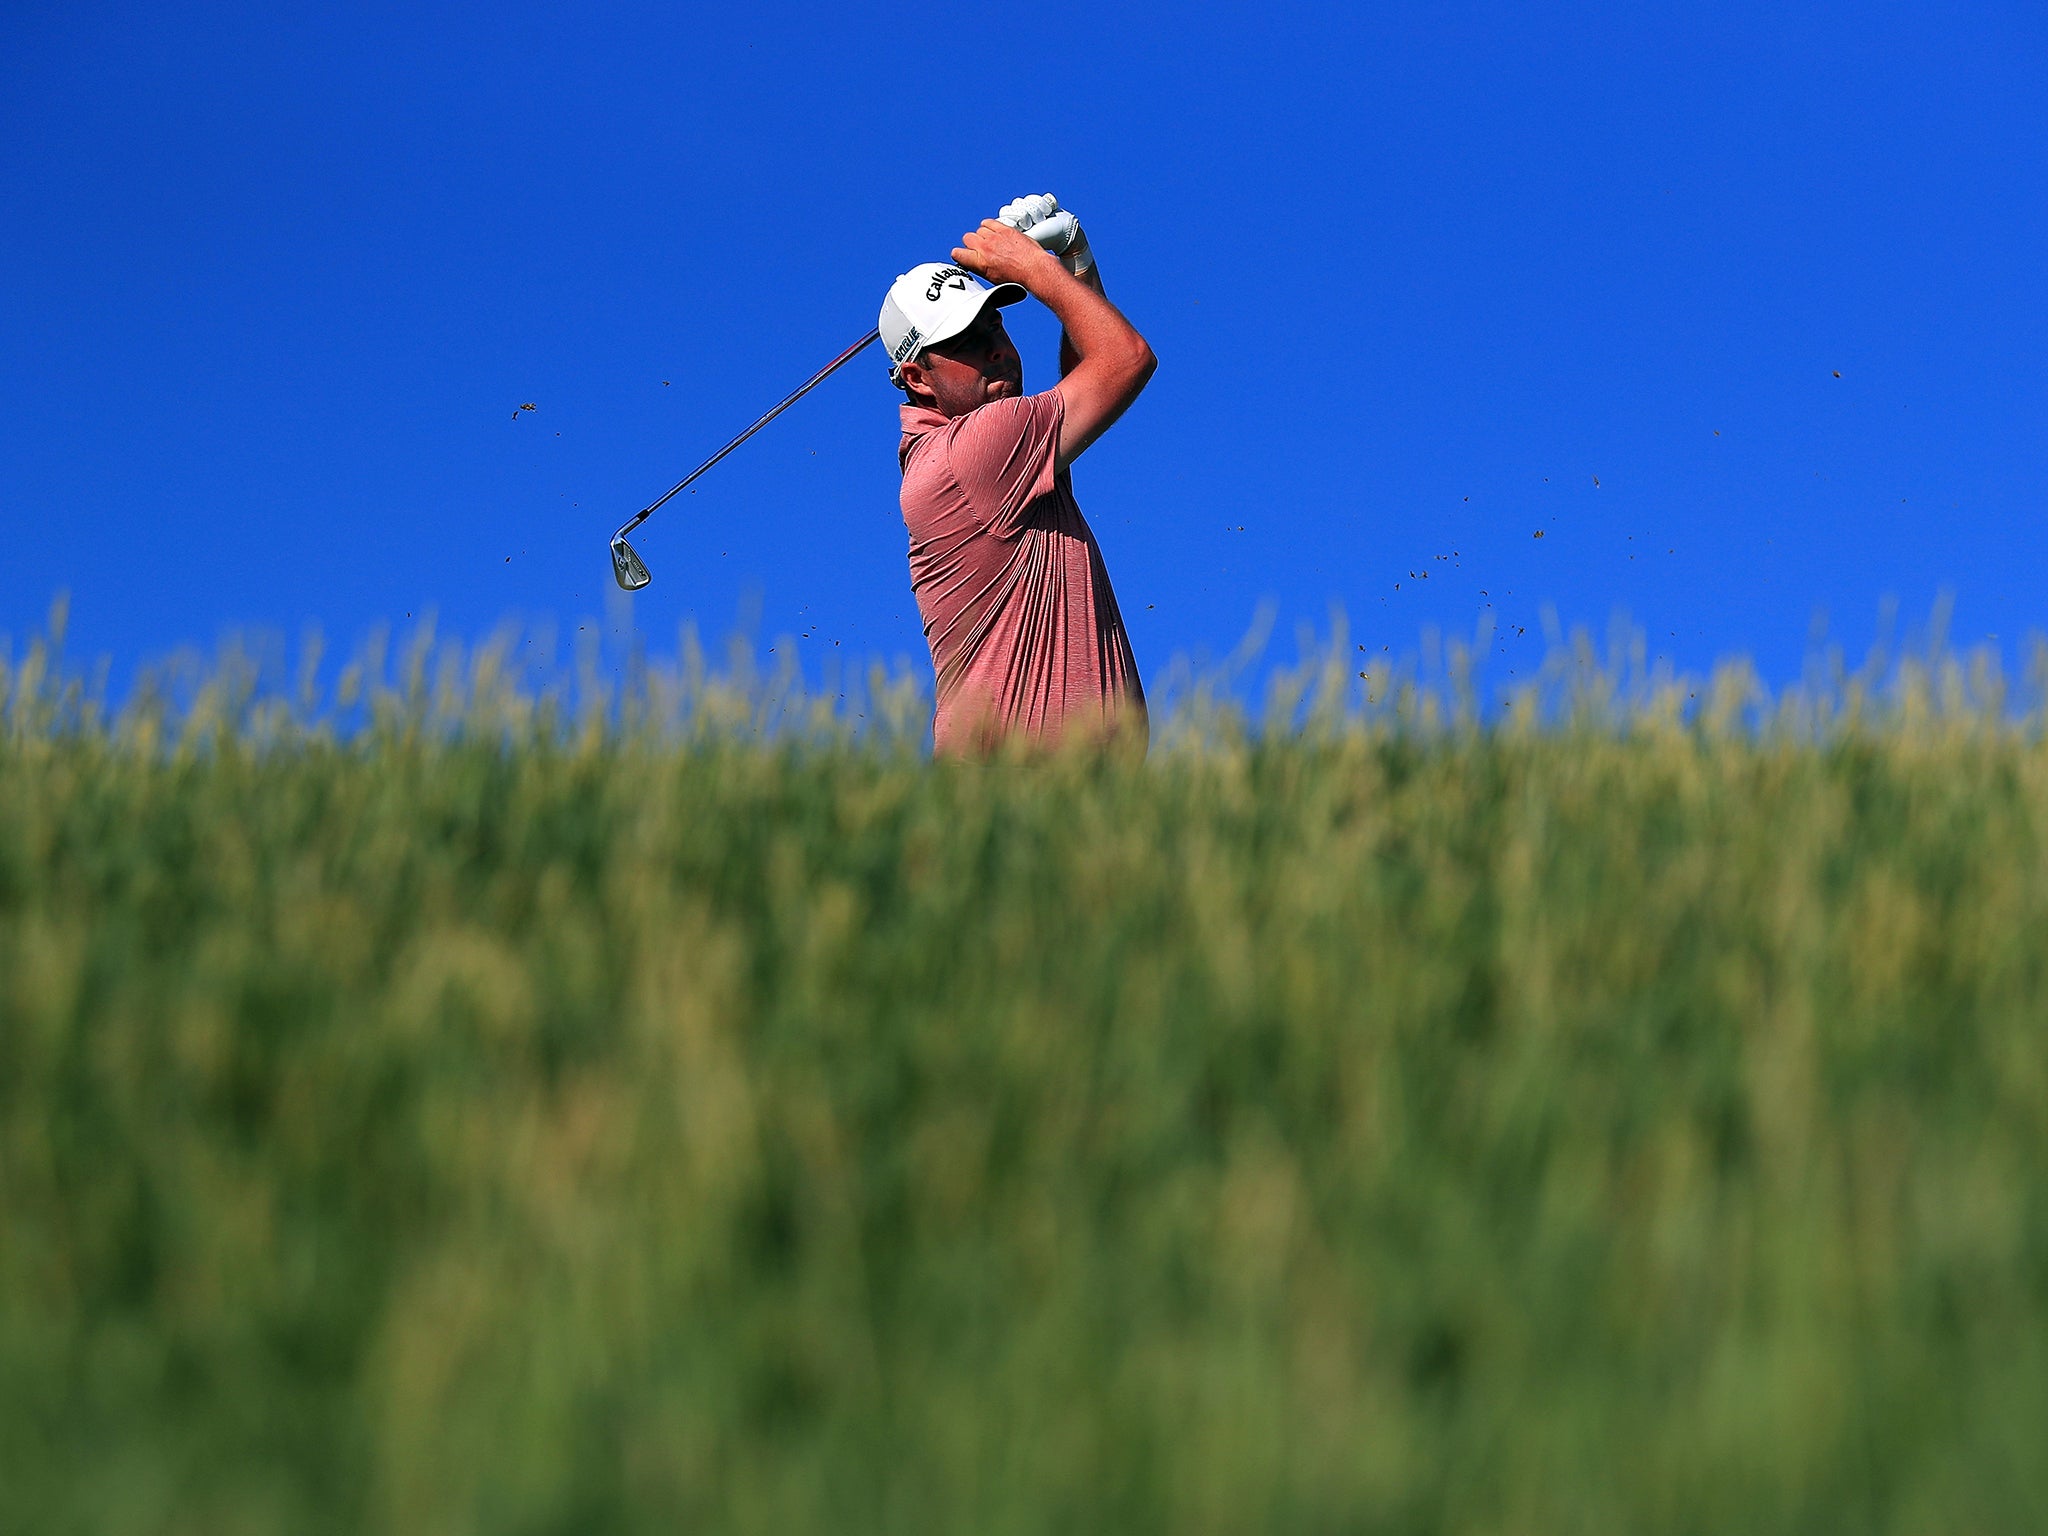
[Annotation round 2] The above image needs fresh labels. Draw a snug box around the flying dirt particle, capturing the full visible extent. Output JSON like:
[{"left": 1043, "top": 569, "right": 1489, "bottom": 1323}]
[
  {"left": 1592, "top": 476, "right": 1601, "bottom": 488},
  {"left": 1147, "top": 603, "right": 1155, "bottom": 609},
  {"left": 513, "top": 402, "right": 538, "bottom": 418},
  {"left": 663, "top": 380, "right": 671, "bottom": 386},
  {"left": 1533, "top": 530, "right": 1545, "bottom": 539},
  {"left": 1833, "top": 371, "right": 1842, "bottom": 378},
  {"left": 1714, "top": 430, "right": 1721, "bottom": 436},
  {"left": 1359, "top": 671, "right": 1367, "bottom": 679}
]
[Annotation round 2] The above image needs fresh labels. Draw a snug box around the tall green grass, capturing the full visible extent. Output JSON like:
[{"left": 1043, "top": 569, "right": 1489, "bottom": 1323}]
[{"left": 5, "top": 615, "right": 2048, "bottom": 1534}]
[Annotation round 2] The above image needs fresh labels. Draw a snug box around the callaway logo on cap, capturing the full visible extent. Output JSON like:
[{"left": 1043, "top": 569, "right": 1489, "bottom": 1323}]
[{"left": 878, "top": 263, "right": 1027, "bottom": 380}]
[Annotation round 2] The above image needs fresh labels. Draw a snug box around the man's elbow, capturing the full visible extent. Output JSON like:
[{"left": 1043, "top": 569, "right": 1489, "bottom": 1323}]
[{"left": 1123, "top": 340, "right": 1157, "bottom": 397}]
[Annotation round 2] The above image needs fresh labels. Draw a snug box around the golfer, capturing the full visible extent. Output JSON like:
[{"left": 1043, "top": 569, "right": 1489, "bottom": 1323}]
[{"left": 879, "top": 194, "right": 1155, "bottom": 755}]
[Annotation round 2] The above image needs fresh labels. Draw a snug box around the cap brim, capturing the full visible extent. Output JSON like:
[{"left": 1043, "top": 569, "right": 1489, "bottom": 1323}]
[{"left": 920, "top": 281, "right": 1029, "bottom": 350}]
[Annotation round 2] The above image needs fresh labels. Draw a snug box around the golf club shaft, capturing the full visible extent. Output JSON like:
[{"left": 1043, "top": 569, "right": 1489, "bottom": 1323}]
[{"left": 613, "top": 329, "right": 881, "bottom": 543}]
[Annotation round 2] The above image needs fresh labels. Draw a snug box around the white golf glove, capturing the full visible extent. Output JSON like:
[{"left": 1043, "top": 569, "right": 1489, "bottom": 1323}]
[{"left": 997, "top": 192, "right": 1094, "bottom": 276}]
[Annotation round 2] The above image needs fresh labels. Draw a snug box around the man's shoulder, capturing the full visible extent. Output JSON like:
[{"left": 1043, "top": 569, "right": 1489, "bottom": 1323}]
[
  {"left": 962, "top": 389, "right": 1063, "bottom": 432},
  {"left": 903, "top": 393, "right": 1047, "bottom": 475},
  {"left": 903, "top": 394, "right": 1070, "bottom": 542},
  {"left": 930, "top": 391, "right": 1063, "bottom": 460},
  {"left": 908, "top": 390, "right": 1060, "bottom": 439}
]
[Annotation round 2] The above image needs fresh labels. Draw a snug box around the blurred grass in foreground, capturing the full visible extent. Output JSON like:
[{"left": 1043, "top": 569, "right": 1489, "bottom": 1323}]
[{"left": 5, "top": 610, "right": 2048, "bottom": 1534}]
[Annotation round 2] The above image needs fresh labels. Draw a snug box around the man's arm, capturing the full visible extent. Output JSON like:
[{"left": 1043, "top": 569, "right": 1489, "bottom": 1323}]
[
  {"left": 991, "top": 194, "right": 1106, "bottom": 383},
  {"left": 954, "top": 221, "right": 1154, "bottom": 471},
  {"left": 1060, "top": 264, "right": 1106, "bottom": 380}
]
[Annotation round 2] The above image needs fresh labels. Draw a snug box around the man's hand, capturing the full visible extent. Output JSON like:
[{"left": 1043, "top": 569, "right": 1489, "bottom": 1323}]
[
  {"left": 997, "top": 193, "right": 1093, "bottom": 276},
  {"left": 997, "top": 193, "right": 1058, "bottom": 233},
  {"left": 953, "top": 220, "right": 1067, "bottom": 291}
]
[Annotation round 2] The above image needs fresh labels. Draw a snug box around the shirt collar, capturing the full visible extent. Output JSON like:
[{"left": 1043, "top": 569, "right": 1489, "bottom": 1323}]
[{"left": 899, "top": 402, "right": 950, "bottom": 438}]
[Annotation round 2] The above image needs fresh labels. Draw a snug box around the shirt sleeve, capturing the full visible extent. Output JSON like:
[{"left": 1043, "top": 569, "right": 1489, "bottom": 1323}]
[{"left": 942, "top": 390, "right": 1065, "bottom": 539}]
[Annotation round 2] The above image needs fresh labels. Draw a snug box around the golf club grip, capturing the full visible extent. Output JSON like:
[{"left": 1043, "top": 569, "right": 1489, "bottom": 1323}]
[{"left": 618, "top": 330, "right": 881, "bottom": 537}]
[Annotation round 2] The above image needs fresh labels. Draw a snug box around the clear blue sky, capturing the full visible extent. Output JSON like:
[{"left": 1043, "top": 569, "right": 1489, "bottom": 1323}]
[{"left": 5, "top": 1, "right": 2044, "bottom": 700}]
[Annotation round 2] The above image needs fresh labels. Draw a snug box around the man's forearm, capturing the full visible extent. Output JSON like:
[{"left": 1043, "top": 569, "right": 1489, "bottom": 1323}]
[
  {"left": 1059, "top": 264, "right": 1105, "bottom": 378},
  {"left": 1023, "top": 258, "right": 1141, "bottom": 376}
]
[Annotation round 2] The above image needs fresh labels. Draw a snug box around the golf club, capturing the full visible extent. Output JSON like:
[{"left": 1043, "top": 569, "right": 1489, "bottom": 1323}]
[{"left": 610, "top": 328, "right": 882, "bottom": 590}]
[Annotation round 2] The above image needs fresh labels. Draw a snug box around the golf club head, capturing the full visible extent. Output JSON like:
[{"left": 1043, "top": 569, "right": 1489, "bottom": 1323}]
[{"left": 610, "top": 536, "right": 651, "bottom": 591}]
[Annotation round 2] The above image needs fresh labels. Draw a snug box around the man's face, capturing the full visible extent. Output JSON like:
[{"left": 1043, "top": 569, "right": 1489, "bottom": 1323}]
[{"left": 903, "top": 305, "right": 1023, "bottom": 417}]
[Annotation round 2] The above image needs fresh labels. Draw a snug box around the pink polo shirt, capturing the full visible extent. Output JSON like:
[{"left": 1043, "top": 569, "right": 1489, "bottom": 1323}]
[{"left": 898, "top": 389, "right": 1146, "bottom": 755}]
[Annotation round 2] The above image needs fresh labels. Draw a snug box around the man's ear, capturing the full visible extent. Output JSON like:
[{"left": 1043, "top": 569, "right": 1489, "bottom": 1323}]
[{"left": 897, "top": 356, "right": 937, "bottom": 407}]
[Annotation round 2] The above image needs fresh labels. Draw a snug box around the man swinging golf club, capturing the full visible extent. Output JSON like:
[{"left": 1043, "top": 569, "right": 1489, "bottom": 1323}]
[{"left": 881, "top": 194, "right": 1155, "bottom": 755}]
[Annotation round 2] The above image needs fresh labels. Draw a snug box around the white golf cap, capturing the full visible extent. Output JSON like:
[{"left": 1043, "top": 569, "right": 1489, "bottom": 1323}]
[{"left": 878, "top": 263, "right": 1026, "bottom": 380}]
